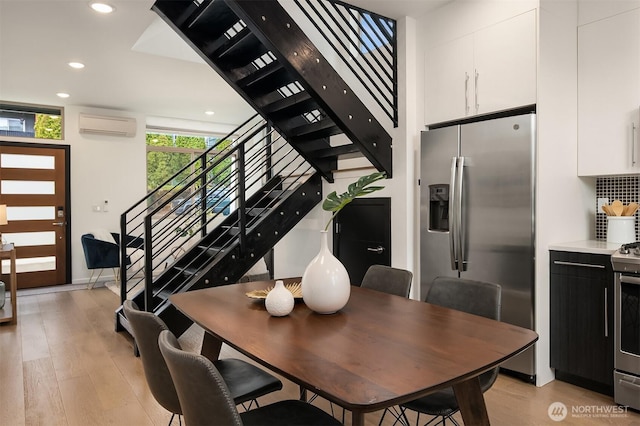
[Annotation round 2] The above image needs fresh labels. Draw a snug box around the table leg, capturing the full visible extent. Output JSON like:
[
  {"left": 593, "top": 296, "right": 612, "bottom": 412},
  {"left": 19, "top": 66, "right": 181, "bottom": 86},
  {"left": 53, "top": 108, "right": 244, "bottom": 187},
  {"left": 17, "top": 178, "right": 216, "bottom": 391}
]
[
  {"left": 200, "top": 331, "right": 222, "bottom": 362},
  {"left": 452, "top": 376, "right": 490, "bottom": 426},
  {"left": 351, "top": 409, "right": 364, "bottom": 426}
]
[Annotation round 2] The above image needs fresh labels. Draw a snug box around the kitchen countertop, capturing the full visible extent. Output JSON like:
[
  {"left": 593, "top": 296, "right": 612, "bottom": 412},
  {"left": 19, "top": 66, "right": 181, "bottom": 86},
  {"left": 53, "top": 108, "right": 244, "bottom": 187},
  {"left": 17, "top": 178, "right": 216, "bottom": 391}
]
[{"left": 549, "top": 240, "right": 621, "bottom": 255}]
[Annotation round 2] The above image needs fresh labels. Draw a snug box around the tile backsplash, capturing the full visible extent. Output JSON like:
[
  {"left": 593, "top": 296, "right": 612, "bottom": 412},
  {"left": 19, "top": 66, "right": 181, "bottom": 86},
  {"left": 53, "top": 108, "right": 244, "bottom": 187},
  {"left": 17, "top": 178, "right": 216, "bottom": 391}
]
[{"left": 595, "top": 176, "right": 639, "bottom": 241}]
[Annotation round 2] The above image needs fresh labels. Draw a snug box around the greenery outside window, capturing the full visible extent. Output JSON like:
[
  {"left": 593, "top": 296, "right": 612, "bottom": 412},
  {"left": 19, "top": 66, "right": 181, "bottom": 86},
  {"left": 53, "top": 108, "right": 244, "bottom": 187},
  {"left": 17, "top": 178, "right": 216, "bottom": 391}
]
[
  {"left": 146, "top": 129, "right": 235, "bottom": 212},
  {"left": 0, "top": 102, "right": 63, "bottom": 140}
]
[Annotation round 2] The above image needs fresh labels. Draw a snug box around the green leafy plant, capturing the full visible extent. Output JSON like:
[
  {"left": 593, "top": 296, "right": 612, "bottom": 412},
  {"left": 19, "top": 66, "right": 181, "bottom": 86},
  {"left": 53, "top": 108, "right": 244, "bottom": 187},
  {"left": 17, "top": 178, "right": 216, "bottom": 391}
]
[{"left": 322, "top": 171, "right": 386, "bottom": 231}]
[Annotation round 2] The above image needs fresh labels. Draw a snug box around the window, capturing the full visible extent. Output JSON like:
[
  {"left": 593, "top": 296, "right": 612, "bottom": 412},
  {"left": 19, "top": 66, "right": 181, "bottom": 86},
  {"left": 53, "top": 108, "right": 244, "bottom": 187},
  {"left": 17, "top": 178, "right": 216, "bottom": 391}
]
[
  {"left": 0, "top": 102, "right": 63, "bottom": 140},
  {"left": 146, "top": 129, "right": 235, "bottom": 196},
  {"left": 359, "top": 13, "right": 393, "bottom": 54}
]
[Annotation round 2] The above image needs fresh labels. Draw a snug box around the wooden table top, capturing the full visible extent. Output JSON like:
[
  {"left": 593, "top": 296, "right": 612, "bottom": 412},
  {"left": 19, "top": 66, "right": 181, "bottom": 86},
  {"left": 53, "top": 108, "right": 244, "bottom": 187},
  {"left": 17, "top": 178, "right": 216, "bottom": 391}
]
[{"left": 170, "top": 279, "right": 538, "bottom": 413}]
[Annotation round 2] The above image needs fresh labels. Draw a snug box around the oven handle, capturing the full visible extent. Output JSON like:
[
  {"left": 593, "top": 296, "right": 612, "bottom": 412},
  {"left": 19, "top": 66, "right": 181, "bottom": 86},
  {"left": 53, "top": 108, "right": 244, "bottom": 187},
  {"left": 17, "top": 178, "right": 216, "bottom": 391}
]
[
  {"left": 620, "top": 275, "right": 640, "bottom": 285},
  {"left": 604, "top": 288, "right": 608, "bottom": 338},
  {"left": 619, "top": 377, "right": 640, "bottom": 390},
  {"left": 553, "top": 260, "right": 605, "bottom": 269}
]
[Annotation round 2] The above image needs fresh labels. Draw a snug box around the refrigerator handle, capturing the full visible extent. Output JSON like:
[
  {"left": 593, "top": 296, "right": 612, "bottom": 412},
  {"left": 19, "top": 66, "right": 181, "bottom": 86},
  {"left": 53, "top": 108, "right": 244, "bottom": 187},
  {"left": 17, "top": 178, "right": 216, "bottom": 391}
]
[
  {"left": 456, "top": 156, "right": 465, "bottom": 272},
  {"left": 449, "top": 156, "right": 458, "bottom": 271}
]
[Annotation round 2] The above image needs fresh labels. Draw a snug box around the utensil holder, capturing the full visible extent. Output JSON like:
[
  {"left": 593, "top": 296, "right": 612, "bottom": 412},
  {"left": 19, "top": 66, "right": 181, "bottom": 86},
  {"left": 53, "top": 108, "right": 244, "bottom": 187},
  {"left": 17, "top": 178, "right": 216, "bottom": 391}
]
[{"left": 607, "top": 216, "right": 636, "bottom": 243}]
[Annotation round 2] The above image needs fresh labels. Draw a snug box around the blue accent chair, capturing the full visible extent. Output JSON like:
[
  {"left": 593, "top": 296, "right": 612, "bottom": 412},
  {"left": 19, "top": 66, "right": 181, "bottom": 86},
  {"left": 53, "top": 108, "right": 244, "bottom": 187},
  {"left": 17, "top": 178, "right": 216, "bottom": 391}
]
[{"left": 81, "top": 232, "right": 143, "bottom": 288}]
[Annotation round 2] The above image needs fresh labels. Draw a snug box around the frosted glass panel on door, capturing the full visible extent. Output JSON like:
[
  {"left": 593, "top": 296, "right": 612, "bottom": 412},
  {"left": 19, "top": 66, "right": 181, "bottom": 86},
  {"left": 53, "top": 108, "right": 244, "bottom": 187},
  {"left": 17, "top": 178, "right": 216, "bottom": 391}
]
[
  {"left": 0, "top": 153, "right": 55, "bottom": 169},
  {"left": 1, "top": 180, "right": 55, "bottom": 194},
  {"left": 7, "top": 206, "right": 55, "bottom": 221},
  {"left": 3, "top": 231, "right": 56, "bottom": 246},
  {"left": 2, "top": 256, "right": 55, "bottom": 273}
]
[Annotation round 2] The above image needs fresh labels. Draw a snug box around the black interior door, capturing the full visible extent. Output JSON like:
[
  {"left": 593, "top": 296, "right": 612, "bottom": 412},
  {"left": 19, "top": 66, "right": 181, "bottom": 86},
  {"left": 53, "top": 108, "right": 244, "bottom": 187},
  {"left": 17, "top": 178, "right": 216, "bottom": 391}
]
[{"left": 333, "top": 197, "right": 391, "bottom": 286}]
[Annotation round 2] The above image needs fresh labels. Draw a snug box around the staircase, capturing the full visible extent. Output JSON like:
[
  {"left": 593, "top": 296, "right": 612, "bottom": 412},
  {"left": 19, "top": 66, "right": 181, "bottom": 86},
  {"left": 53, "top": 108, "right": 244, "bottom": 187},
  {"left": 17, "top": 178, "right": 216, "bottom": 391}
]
[
  {"left": 152, "top": 0, "right": 392, "bottom": 182},
  {"left": 115, "top": 0, "right": 396, "bottom": 335}
]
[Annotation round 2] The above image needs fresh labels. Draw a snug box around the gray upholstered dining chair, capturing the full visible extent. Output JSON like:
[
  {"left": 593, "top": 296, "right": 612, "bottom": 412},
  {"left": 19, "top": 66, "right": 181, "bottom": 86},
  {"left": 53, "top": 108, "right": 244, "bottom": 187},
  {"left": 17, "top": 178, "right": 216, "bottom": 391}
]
[
  {"left": 158, "top": 329, "right": 343, "bottom": 426},
  {"left": 360, "top": 264, "right": 413, "bottom": 297},
  {"left": 379, "top": 276, "right": 502, "bottom": 426},
  {"left": 123, "top": 301, "right": 283, "bottom": 425}
]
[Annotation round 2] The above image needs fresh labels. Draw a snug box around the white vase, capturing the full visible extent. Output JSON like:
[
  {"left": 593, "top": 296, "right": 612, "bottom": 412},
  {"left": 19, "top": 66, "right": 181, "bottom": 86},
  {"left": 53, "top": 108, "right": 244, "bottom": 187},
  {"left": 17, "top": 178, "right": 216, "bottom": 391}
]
[
  {"left": 265, "top": 280, "right": 294, "bottom": 316},
  {"left": 301, "top": 230, "right": 350, "bottom": 314}
]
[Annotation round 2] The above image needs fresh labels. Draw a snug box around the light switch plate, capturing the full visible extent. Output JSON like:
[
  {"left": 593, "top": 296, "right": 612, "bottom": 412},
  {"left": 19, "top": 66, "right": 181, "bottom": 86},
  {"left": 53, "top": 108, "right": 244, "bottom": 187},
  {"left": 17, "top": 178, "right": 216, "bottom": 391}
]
[{"left": 597, "top": 197, "right": 609, "bottom": 212}]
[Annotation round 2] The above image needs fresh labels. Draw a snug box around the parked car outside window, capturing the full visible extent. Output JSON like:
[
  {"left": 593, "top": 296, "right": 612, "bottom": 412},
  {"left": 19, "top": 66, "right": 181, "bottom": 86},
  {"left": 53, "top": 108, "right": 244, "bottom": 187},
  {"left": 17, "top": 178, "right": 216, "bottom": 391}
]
[{"left": 174, "top": 189, "right": 231, "bottom": 215}]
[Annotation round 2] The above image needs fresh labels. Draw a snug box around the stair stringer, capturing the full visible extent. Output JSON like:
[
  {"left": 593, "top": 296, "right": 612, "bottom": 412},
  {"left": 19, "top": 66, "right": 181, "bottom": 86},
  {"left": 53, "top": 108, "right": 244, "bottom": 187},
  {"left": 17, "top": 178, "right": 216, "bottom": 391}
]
[{"left": 226, "top": 0, "right": 392, "bottom": 177}]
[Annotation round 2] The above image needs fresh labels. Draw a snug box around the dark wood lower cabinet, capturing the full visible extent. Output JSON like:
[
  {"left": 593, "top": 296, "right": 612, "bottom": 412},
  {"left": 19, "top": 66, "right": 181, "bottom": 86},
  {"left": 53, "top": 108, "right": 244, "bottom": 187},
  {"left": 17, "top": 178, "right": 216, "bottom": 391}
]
[{"left": 550, "top": 250, "right": 614, "bottom": 396}]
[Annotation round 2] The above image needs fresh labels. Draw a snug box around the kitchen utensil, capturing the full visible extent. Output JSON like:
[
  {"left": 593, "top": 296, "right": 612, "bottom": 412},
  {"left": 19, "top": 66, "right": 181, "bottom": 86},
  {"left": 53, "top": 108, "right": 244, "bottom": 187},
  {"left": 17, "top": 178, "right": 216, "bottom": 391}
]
[
  {"left": 602, "top": 205, "right": 613, "bottom": 216},
  {"left": 611, "top": 200, "right": 624, "bottom": 216},
  {"left": 625, "top": 202, "right": 639, "bottom": 216}
]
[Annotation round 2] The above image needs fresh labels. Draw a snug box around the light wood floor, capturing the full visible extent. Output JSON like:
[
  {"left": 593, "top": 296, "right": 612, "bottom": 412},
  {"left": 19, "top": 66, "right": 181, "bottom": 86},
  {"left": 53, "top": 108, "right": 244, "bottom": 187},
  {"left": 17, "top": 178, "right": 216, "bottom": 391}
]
[{"left": 1, "top": 287, "right": 639, "bottom": 426}]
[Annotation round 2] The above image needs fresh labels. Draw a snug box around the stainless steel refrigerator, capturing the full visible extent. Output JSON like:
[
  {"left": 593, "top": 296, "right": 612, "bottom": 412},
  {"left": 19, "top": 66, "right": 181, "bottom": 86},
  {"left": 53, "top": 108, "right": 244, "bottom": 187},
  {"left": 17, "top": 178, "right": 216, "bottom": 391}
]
[{"left": 420, "top": 112, "right": 536, "bottom": 380}]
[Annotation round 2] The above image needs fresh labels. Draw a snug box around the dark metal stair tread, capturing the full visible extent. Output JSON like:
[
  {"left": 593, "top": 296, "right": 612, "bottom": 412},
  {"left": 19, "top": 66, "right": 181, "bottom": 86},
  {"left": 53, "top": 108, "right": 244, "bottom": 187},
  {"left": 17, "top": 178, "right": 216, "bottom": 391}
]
[
  {"left": 307, "top": 144, "right": 361, "bottom": 159},
  {"left": 154, "top": 0, "right": 238, "bottom": 42},
  {"left": 236, "top": 61, "right": 285, "bottom": 89},
  {"left": 264, "top": 189, "right": 293, "bottom": 199},
  {"left": 202, "top": 26, "right": 251, "bottom": 58},
  {"left": 197, "top": 245, "right": 225, "bottom": 254},
  {"left": 263, "top": 93, "right": 320, "bottom": 121},
  {"left": 246, "top": 207, "right": 270, "bottom": 216},
  {"left": 289, "top": 119, "right": 342, "bottom": 140},
  {"left": 152, "top": 0, "right": 203, "bottom": 28},
  {"left": 215, "top": 27, "right": 257, "bottom": 59},
  {"left": 173, "top": 265, "right": 201, "bottom": 276},
  {"left": 185, "top": 0, "right": 238, "bottom": 34},
  {"left": 216, "top": 33, "right": 269, "bottom": 69}
]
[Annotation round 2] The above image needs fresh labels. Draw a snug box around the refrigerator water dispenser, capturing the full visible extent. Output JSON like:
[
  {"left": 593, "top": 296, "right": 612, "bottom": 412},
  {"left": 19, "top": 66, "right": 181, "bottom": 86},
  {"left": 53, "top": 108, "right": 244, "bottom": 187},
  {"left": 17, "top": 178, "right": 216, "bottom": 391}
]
[{"left": 429, "top": 184, "right": 449, "bottom": 231}]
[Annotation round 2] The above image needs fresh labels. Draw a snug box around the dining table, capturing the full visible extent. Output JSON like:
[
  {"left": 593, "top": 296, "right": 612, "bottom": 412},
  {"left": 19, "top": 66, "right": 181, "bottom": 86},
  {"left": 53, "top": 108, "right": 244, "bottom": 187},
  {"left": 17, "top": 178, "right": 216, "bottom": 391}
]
[{"left": 169, "top": 278, "right": 538, "bottom": 426}]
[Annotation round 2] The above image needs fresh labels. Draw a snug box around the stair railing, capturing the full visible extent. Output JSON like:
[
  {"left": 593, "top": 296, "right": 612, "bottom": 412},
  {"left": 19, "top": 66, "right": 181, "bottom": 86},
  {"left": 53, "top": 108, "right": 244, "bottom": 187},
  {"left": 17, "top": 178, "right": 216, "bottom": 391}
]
[
  {"left": 120, "top": 113, "right": 314, "bottom": 310},
  {"left": 287, "top": 0, "right": 398, "bottom": 127}
]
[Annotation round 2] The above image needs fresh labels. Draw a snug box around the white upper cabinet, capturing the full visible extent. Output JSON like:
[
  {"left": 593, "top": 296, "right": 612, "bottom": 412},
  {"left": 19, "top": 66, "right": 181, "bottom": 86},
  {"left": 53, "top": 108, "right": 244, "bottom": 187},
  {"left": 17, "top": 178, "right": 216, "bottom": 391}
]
[
  {"left": 577, "top": 8, "right": 640, "bottom": 176},
  {"left": 424, "top": 36, "right": 474, "bottom": 125},
  {"left": 424, "top": 10, "right": 537, "bottom": 125}
]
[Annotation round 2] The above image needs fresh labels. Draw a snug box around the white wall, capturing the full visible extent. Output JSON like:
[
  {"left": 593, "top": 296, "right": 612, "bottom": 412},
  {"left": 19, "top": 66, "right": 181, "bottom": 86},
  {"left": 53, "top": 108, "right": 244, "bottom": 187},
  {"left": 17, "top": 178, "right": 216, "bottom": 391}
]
[
  {"left": 535, "top": 0, "right": 595, "bottom": 386},
  {"left": 66, "top": 106, "right": 148, "bottom": 284}
]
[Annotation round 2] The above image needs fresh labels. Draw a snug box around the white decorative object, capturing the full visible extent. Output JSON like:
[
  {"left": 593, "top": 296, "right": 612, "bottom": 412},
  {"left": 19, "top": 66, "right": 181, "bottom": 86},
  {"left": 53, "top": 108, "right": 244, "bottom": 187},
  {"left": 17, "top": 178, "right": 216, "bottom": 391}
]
[
  {"left": 302, "top": 230, "right": 350, "bottom": 314},
  {"left": 265, "top": 280, "right": 294, "bottom": 317}
]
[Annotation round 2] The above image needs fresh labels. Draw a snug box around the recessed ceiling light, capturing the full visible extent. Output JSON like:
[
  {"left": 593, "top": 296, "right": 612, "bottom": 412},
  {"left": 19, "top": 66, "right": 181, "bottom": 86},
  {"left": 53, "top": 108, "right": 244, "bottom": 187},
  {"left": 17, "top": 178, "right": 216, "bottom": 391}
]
[
  {"left": 205, "top": 111, "right": 215, "bottom": 116},
  {"left": 68, "top": 62, "right": 85, "bottom": 69},
  {"left": 90, "top": 2, "right": 115, "bottom": 14},
  {"left": 56, "top": 92, "right": 70, "bottom": 98}
]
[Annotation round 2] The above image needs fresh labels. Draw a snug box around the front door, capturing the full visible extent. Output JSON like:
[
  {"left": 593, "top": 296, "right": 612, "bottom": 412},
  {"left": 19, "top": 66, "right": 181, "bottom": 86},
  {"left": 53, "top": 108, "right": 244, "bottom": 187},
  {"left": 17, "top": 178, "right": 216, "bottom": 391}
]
[
  {"left": 333, "top": 197, "right": 391, "bottom": 286},
  {"left": 0, "top": 143, "right": 71, "bottom": 288}
]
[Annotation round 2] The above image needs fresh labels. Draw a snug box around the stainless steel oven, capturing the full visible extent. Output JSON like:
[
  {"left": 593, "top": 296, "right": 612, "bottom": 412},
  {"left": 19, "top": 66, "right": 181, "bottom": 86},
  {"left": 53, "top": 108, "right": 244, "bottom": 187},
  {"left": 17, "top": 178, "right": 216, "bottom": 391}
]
[{"left": 611, "top": 244, "right": 640, "bottom": 410}]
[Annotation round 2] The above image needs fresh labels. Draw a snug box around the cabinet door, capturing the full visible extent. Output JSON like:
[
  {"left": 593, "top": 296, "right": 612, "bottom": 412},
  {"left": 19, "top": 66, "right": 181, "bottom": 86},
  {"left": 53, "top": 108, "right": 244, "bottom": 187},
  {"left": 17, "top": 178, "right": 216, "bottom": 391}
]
[
  {"left": 424, "top": 10, "right": 536, "bottom": 125},
  {"left": 474, "top": 10, "right": 537, "bottom": 115},
  {"left": 578, "top": 8, "right": 640, "bottom": 176},
  {"left": 550, "top": 251, "right": 614, "bottom": 394},
  {"left": 424, "top": 35, "right": 473, "bottom": 125}
]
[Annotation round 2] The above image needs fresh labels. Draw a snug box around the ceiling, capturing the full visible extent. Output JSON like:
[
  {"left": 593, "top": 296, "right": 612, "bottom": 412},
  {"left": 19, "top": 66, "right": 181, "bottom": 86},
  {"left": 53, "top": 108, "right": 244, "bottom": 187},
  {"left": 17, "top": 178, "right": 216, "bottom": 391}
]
[{"left": 0, "top": 0, "right": 447, "bottom": 127}]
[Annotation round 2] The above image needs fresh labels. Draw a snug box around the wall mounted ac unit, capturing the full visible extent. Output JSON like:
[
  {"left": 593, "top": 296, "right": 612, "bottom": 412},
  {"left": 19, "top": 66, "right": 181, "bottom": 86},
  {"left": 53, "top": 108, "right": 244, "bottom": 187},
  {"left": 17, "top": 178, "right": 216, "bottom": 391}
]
[{"left": 78, "top": 113, "right": 137, "bottom": 137}]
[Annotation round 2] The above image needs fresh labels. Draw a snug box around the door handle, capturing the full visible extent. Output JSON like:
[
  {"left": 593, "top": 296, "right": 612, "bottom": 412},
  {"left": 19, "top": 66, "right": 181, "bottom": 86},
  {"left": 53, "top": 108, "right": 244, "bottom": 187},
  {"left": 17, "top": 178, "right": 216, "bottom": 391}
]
[
  {"left": 367, "top": 246, "right": 385, "bottom": 254},
  {"left": 449, "top": 156, "right": 458, "bottom": 271},
  {"left": 456, "top": 156, "right": 465, "bottom": 272},
  {"left": 52, "top": 222, "right": 66, "bottom": 227}
]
